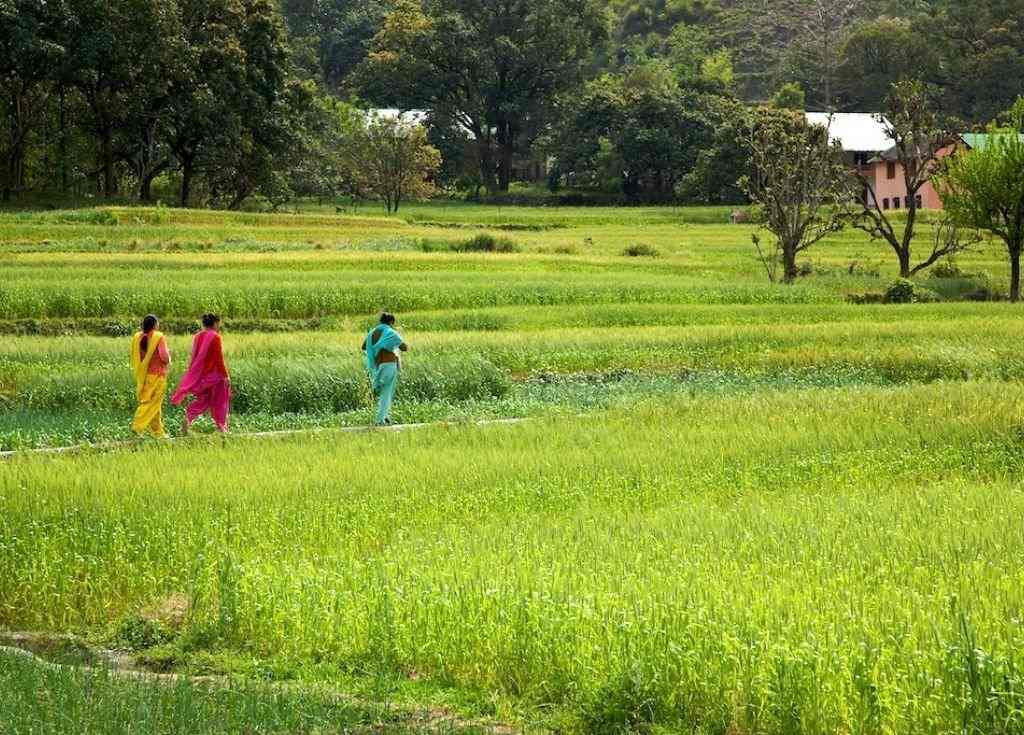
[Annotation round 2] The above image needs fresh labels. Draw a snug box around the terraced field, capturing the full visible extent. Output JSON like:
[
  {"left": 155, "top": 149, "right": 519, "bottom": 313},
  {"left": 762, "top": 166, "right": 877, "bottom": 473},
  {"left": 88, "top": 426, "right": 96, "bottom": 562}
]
[{"left": 2, "top": 203, "right": 1023, "bottom": 733}]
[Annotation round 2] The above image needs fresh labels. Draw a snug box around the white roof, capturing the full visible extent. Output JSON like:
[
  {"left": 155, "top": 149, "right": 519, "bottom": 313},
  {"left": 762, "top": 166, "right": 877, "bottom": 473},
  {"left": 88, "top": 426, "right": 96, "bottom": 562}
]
[
  {"left": 369, "top": 108, "right": 429, "bottom": 124},
  {"left": 806, "top": 112, "right": 894, "bottom": 152}
]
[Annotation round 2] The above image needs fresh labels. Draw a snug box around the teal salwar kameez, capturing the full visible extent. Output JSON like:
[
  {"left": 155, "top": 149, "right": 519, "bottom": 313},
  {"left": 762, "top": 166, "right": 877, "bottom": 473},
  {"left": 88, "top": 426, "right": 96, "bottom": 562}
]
[{"left": 364, "top": 324, "right": 403, "bottom": 425}]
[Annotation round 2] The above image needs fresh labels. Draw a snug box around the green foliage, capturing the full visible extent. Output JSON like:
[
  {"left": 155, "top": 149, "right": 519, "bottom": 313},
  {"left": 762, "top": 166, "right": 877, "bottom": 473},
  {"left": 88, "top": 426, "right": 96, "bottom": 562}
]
[
  {"left": 622, "top": 242, "right": 659, "bottom": 257},
  {"left": 552, "top": 62, "right": 717, "bottom": 203},
  {"left": 450, "top": 233, "right": 520, "bottom": 253},
  {"left": 360, "top": 0, "right": 606, "bottom": 193},
  {"left": 346, "top": 114, "right": 441, "bottom": 214},
  {"left": 883, "top": 278, "right": 939, "bottom": 303},
  {"left": 740, "top": 108, "right": 853, "bottom": 283},
  {"left": 938, "top": 124, "right": 1024, "bottom": 300},
  {"left": 770, "top": 82, "right": 805, "bottom": 111},
  {"left": 6, "top": 385, "right": 1024, "bottom": 732}
]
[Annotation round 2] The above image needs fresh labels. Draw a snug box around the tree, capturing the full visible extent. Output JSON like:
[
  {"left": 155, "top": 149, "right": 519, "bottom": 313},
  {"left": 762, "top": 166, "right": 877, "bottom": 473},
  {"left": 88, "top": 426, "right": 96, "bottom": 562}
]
[
  {"left": 771, "top": 82, "right": 805, "bottom": 110},
  {"left": 934, "top": 0, "right": 1024, "bottom": 124},
  {"left": 287, "top": 93, "right": 363, "bottom": 201},
  {"left": 552, "top": 63, "right": 712, "bottom": 203},
  {"left": 0, "top": 0, "right": 66, "bottom": 201},
  {"left": 835, "top": 17, "right": 942, "bottom": 112},
  {"left": 360, "top": 0, "right": 605, "bottom": 193},
  {"left": 778, "top": 0, "right": 863, "bottom": 111},
  {"left": 189, "top": 0, "right": 302, "bottom": 210},
  {"left": 852, "top": 81, "right": 967, "bottom": 277},
  {"left": 347, "top": 113, "right": 440, "bottom": 213},
  {"left": 165, "top": 0, "right": 238, "bottom": 207},
  {"left": 280, "top": 0, "right": 390, "bottom": 91},
  {"left": 739, "top": 108, "right": 853, "bottom": 283},
  {"left": 937, "top": 119, "right": 1024, "bottom": 301},
  {"left": 60, "top": 0, "right": 177, "bottom": 197}
]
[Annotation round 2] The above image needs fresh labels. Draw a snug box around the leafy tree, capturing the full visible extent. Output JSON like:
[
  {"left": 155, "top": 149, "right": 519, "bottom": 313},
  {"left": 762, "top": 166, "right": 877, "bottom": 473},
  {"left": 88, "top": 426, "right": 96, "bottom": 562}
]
[
  {"left": 0, "top": 0, "right": 67, "bottom": 200},
  {"left": 360, "top": 0, "right": 605, "bottom": 193},
  {"left": 935, "top": 0, "right": 1024, "bottom": 124},
  {"left": 553, "top": 63, "right": 712, "bottom": 203},
  {"left": 346, "top": 113, "right": 440, "bottom": 213},
  {"left": 937, "top": 116, "right": 1024, "bottom": 301},
  {"left": 165, "top": 0, "right": 250, "bottom": 207},
  {"left": 740, "top": 107, "right": 853, "bottom": 283},
  {"left": 771, "top": 82, "right": 805, "bottom": 110},
  {"left": 287, "top": 94, "right": 363, "bottom": 202},
  {"left": 836, "top": 17, "right": 942, "bottom": 112},
  {"left": 60, "top": 0, "right": 179, "bottom": 197},
  {"left": 852, "top": 81, "right": 968, "bottom": 277},
  {"left": 677, "top": 96, "right": 750, "bottom": 204},
  {"left": 188, "top": 0, "right": 301, "bottom": 210},
  {"left": 280, "top": 0, "right": 391, "bottom": 91}
]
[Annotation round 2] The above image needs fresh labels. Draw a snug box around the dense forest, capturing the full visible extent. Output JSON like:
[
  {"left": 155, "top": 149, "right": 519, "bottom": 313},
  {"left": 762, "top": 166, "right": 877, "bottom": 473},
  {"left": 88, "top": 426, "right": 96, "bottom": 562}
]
[{"left": 2, "top": 0, "right": 1023, "bottom": 206}]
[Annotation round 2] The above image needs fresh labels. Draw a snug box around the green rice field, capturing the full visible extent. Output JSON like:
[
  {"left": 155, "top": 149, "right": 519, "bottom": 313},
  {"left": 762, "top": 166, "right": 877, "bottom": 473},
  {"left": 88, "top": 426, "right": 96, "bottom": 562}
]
[{"left": 2, "top": 203, "right": 1024, "bottom": 733}]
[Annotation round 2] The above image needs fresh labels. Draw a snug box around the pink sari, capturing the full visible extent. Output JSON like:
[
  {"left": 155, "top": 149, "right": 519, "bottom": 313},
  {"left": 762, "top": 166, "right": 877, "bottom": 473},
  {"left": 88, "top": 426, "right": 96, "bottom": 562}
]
[{"left": 172, "top": 330, "right": 231, "bottom": 432}]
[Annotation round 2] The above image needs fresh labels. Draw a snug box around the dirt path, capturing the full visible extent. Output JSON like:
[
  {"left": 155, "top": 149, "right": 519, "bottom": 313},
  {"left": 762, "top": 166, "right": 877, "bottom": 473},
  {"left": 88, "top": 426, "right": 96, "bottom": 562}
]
[
  {"left": 0, "top": 416, "right": 531, "bottom": 461},
  {"left": 0, "top": 631, "right": 517, "bottom": 734}
]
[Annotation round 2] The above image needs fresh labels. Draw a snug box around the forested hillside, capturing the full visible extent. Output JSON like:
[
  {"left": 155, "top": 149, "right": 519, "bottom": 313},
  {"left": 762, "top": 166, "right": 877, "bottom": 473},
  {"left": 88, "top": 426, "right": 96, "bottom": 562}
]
[
  {"left": 282, "top": 0, "right": 1024, "bottom": 118},
  {"left": 2, "top": 0, "right": 1022, "bottom": 206}
]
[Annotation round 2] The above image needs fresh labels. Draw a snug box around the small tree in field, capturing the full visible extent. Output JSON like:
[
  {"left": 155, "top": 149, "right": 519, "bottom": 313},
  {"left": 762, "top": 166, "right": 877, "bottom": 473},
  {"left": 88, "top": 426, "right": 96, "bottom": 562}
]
[
  {"left": 853, "top": 81, "right": 967, "bottom": 277},
  {"left": 349, "top": 114, "right": 441, "bottom": 214},
  {"left": 937, "top": 111, "right": 1024, "bottom": 301},
  {"left": 740, "top": 108, "right": 853, "bottom": 283}
]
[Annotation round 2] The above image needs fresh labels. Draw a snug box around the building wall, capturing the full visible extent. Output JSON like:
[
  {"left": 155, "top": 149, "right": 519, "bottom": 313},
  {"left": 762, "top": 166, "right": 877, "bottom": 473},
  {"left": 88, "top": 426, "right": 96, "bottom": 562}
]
[{"left": 869, "top": 144, "right": 958, "bottom": 211}]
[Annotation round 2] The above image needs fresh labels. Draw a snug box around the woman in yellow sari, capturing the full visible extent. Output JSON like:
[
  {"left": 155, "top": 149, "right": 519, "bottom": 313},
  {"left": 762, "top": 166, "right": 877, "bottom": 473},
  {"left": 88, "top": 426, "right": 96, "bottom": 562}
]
[{"left": 130, "top": 314, "right": 171, "bottom": 438}]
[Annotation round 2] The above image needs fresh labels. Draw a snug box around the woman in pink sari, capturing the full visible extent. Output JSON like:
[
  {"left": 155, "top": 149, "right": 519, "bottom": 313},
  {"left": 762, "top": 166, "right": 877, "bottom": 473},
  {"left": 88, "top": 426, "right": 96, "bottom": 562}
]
[{"left": 173, "top": 313, "right": 231, "bottom": 434}]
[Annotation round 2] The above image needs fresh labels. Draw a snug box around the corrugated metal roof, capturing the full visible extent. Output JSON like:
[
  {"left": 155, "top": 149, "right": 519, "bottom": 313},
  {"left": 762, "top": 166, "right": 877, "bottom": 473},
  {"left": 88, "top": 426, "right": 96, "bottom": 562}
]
[
  {"left": 961, "top": 132, "right": 1024, "bottom": 150},
  {"left": 805, "top": 112, "right": 894, "bottom": 152}
]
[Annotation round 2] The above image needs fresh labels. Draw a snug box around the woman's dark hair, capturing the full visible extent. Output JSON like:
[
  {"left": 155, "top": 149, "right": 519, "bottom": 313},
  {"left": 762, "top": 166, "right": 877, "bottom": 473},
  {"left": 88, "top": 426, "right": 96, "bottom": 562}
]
[
  {"left": 379, "top": 312, "right": 396, "bottom": 325},
  {"left": 140, "top": 314, "right": 158, "bottom": 353},
  {"left": 202, "top": 312, "right": 221, "bottom": 328}
]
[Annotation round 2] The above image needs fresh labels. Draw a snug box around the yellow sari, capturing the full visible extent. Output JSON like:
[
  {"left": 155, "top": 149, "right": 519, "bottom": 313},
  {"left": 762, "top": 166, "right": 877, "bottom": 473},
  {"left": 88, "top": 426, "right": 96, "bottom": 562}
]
[{"left": 130, "top": 330, "right": 168, "bottom": 438}]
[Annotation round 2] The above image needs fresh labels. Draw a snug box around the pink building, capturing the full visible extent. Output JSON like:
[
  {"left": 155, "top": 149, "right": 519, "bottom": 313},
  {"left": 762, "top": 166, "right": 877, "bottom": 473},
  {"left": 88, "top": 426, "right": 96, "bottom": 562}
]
[
  {"left": 865, "top": 134, "right": 1021, "bottom": 212},
  {"left": 866, "top": 143, "right": 956, "bottom": 212}
]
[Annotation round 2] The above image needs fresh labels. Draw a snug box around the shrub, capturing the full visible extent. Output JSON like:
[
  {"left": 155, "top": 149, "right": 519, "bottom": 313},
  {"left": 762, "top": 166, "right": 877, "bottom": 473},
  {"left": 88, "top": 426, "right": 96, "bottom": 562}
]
[
  {"left": 453, "top": 233, "right": 520, "bottom": 253},
  {"left": 622, "top": 243, "right": 659, "bottom": 257},
  {"left": 884, "top": 279, "right": 940, "bottom": 304},
  {"left": 931, "top": 258, "right": 965, "bottom": 279}
]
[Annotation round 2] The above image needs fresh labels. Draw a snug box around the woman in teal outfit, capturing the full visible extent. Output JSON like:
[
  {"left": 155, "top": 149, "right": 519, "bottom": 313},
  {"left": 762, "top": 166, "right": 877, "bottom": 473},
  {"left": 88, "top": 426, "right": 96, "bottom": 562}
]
[{"left": 361, "top": 312, "right": 408, "bottom": 426}]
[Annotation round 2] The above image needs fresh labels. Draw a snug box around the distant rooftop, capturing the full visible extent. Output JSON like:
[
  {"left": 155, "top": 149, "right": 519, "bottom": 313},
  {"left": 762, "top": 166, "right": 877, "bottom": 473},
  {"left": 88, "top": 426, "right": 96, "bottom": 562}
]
[
  {"left": 368, "top": 108, "right": 429, "bottom": 124},
  {"left": 805, "top": 112, "right": 894, "bottom": 153},
  {"left": 961, "top": 132, "right": 1024, "bottom": 150}
]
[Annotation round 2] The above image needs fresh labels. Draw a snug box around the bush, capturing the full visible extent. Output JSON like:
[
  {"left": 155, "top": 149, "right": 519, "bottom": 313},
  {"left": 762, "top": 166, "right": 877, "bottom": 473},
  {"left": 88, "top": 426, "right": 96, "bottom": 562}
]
[
  {"left": 622, "top": 243, "right": 659, "bottom": 257},
  {"left": 921, "top": 271, "right": 1006, "bottom": 302},
  {"left": 452, "top": 233, "right": 520, "bottom": 253},
  {"left": 931, "top": 258, "right": 965, "bottom": 279},
  {"left": 884, "top": 279, "right": 940, "bottom": 304}
]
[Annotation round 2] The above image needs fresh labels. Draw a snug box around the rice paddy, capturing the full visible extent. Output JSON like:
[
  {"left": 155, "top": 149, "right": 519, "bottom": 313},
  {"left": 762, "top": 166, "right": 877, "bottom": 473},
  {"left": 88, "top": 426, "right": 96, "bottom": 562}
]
[{"left": 2, "top": 203, "right": 1024, "bottom": 733}]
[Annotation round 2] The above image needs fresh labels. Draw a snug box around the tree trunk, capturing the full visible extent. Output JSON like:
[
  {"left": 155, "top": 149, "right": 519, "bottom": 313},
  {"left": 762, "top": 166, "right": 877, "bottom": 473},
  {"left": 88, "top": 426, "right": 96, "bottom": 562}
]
[
  {"left": 782, "top": 245, "right": 799, "bottom": 284},
  {"left": 497, "top": 141, "right": 513, "bottom": 193},
  {"left": 59, "top": 85, "right": 68, "bottom": 192},
  {"left": 476, "top": 138, "right": 497, "bottom": 194},
  {"left": 1011, "top": 247, "right": 1021, "bottom": 303},
  {"left": 100, "top": 127, "right": 115, "bottom": 197},
  {"left": 180, "top": 154, "right": 195, "bottom": 207},
  {"left": 139, "top": 173, "right": 154, "bottom": 202},
  {"left": 898, "top": 247, "right": 911, "bottom": 278}
]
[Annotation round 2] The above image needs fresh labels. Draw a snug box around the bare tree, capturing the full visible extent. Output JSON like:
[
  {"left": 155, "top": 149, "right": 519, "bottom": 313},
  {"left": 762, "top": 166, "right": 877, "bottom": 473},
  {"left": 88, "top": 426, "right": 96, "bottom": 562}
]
[
  {"left": 740, "top": 108, "right": 855, "bottom": 283},
  {"left": 852, "top": 81, "right": 968, "bottom": 277},
  {"left": 780, "top": 0, "right": 861, "bottom": 111}
]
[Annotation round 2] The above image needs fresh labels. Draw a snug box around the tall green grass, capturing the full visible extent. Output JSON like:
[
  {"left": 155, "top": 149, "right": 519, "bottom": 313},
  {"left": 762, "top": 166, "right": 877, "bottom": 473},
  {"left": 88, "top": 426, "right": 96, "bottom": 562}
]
[
  {"left": 3, "top": 384, "right": 1024, "bottom": 732},
  {"left": 0, "top": 649, "right": 470, "bottom": 734}
]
